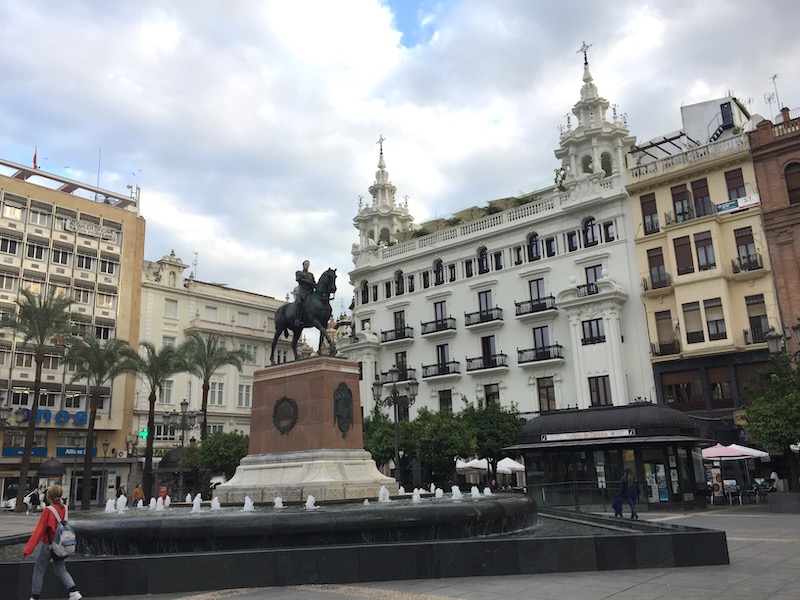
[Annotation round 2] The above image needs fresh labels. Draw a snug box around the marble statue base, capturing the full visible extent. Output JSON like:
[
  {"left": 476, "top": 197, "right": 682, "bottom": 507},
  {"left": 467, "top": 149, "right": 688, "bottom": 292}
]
[
  {"left": 215, "top": 448, "right": 396, "bottom": 503},
  {"left": 216, "top": 357, "right": 396, "bottom": 503}
]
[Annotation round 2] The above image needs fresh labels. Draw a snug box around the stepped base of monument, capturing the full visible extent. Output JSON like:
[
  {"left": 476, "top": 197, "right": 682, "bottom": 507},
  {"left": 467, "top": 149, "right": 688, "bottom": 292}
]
[{"left": 215, "top": 448, "right": 397, "bottom": 502}]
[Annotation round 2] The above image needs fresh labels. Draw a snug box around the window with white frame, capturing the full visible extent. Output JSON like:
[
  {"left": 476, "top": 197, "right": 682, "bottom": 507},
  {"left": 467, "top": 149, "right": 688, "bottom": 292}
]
[
  {"left": 96, "top": 292, "right": 116, "bottom": 309},
  {"left": 237, "top": 312, "right": 249, "bottom": 326},
  {"left": 15, "top": 353, "right": 33, "bottom": 368},
  {"left": 0, "top": 274, "right": 16, "bottom": 291},
  {"left": 49, "top": 283, "right": 69, "bottom": 298},
  {"left": 164, "top": 299, "right": 178, "bottom": 318},
  {"left": 207, "top": 424, "right": 224, "bottom": 435},
  {"left": 76, "top": 254, "right": 94, "bottom": 270},
  {"left": 162, "top": 336, "right": 176, "bottom": 348},
  {"left": 99, "top": 259, "right": 117, "bottom": 275},
  {"left": 72, "top": 288, "right": 92, "bottom": 304},
  {"left": 2, "top": 205, "right": 23, "bottom": 220},
  {"left": 39, "top": 392, "right": 56, "bottom": 407},
  {"left": 29, "top": 210, "right": 50, "bottom": 227},
  {"left": 41, "top": 354, "right": 60, "bottom": 370},
  {"left": 240, "top": 344, "right": 257, "bottom": 364},
  {"left": 0, "top": 237, "right": 19, "bottom": 255},
  {"left": 205, "top": 306, "right": 218, "bottom": 321},
  {"left": 26, "top": 243, "right": 46, "bottom": 260},
  {"left": 22, "top": 280, "right": 43, "bottom": 296},
  {"left": 65, "top": 393, "right": 82, "bottom": 409},
  {"left": 95, "top": 324, "right": 113, "bottom": 340},
  {"left": 209, "top": 381, "right": 225, "bottom": 406},
  {"left": 11, "top": 390, "right": 29, "bottom": 406},
  {"left": 275, "top": 349, "right": 288, "bottom": 364},
  {"left": 52, "top": 248, "right": 70, "bottom": 265},
  {"left": 154, "top": 424, "right": 175, "bottom": 442},
  {"left": 0, "top": 350, "right": 8, "bottom": 366},
  {"left": 238, "top": 383, "right": 252, "bottom": 407},
  {"left": 159, "top": 380, "right": 174, "bottom": 404}
]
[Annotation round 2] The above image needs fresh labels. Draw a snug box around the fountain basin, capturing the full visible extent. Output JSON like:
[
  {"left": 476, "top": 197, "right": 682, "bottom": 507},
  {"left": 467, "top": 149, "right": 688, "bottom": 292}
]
[{"left": 71, "top": 495, "right": 537, "bottom": 555}]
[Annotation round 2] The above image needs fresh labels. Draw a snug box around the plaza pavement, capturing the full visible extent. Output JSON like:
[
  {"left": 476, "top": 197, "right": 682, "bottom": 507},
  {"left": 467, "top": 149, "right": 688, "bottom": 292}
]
[{"left": 3, "top": 503, "right": 800, "bottom": 599}]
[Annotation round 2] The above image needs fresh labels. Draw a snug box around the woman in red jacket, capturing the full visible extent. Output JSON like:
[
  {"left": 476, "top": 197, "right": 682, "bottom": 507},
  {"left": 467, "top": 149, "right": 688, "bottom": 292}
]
[{"left": 22, "top": 484, "right": 82, "bottom": 600}]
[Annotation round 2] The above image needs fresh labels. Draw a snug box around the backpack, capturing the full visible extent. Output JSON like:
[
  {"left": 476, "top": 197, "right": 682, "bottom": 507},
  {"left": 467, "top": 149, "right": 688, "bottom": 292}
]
[{"left": 48, "top": 505, "right": 77, "bottom": 557}]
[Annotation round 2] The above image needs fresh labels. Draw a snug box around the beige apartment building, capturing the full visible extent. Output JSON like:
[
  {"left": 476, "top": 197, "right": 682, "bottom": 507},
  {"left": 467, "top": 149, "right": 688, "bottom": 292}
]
[
  {"left": 626, "top": 98, "right": 779, "bottom": 441},
  {"left": 0, "top": 158, "right": 145, "bottom": 507},
  {"left": 132, "top": 250, "right": 290, "bottom": 491}
]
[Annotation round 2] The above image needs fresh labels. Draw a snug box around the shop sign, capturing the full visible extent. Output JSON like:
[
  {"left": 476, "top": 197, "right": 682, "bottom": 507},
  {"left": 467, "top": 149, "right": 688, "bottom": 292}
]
[
  {"left": 56, "top": 447, "right": 97, "bottom": 457},
  {"left": 715, "top": 193, "right": 760, "bottom": 215},
  {"left": 541, "top": 428, "right": 636, "bottom": 442},
  {"left": 2, "top": 446, "right": 48, "bottom": 457},
  {"left": 16, "top": 408, "right": 88, "bottom": 427},
  {"left": 65, "top": 218, "right": 115, "bottom": 240}
]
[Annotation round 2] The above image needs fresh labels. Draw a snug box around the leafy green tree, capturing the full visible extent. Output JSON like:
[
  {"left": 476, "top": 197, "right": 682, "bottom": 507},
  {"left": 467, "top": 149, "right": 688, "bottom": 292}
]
[
  {"left": 409, "top": 407, "right": 475, "bottom": 485},
  {"left": 745, "top": 357, "right": 800, "bottom": 491},
  {"left": 1, "top": 288, "right": 74, "bottom": 512},
  {"left": 460, "top": 399, "right": 525, "bottom": 480},
  {"left": 65, "top": 335, "right": 134, "bottom": 510},
  {"left": 126, "top": 342, "right": 184, "bottom": 499},
  {"left": 362, "top": 406, "right": 395, "bottom": 467},
  {"left": 191, "top": 431, "right": 249, "bottom": 480},
  {"left": 179, "top": 331, "right": 250, "bottom": 440}
]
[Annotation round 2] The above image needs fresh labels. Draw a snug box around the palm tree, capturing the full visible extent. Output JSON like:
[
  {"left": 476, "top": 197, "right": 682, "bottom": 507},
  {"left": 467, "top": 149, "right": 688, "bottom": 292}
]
[
  {"left": 1, "top": 288, "right": 74, "bottom": 513},
  {"left": 126, "top": 341, "right": 184, "bottom": 499},
  {"left": 179, "top": 331, "right": 250, "bottom": 440},
  {"left": 65, "top": 335, "right": 134, "bottom": 510}
]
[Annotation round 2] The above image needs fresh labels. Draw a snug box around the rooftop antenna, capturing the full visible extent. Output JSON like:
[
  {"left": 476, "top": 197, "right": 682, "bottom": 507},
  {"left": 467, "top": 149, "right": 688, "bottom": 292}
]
[
  {"left": 764, "top": 92, "right": 775, "bottom": 117},
  {"left": 192, "top": 251, "right": 198, "bottom": 280},
  {"left": 94, "top": 147, "right": 102, "bottom": 201},
  {"left": 771, "top": 74, "right": 782, "bottom": 112}
]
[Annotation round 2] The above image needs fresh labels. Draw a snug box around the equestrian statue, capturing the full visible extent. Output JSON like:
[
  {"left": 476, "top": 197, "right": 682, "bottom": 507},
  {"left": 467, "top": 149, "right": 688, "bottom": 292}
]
[{"left": 270, "top": 260, "right": 338, "bottom": 365}]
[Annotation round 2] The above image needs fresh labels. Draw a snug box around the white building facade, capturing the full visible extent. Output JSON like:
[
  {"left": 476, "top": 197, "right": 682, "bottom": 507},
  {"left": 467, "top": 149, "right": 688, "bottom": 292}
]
[{"left": 342, "top": 60, "right": 655, "bottom": 420}]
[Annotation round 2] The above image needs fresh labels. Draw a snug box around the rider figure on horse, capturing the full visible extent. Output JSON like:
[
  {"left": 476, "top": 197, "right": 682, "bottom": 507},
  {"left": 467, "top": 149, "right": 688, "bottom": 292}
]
[{"left": 295, "top": 260, "right": 315, "bottom": 327}]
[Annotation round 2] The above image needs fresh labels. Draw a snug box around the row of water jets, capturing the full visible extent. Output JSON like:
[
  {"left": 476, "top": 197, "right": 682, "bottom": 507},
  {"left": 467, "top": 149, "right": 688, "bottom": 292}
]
[{"left": 104, "top": 483, "right": 493, "bottom": 514}]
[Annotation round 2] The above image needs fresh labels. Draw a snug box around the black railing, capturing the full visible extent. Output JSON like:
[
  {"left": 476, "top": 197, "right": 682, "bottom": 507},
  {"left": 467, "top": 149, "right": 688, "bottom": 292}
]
[
  {"left": 581, "top": 335, "right": 606, "bottom": 345},
  {"left": 577, "top": 283, "right": 599, "bottom": 297},
  {"left": 641, "top": 273, "right": 672, "bottom": 291},
  {"left": 379, "top": 368, "right": 417, "bottom": 384},
  {"left": 686, "top": 331, "right": 705, "bottom": 344},
  {"left": 380, "top": 326, "right": 414, "bottom": 343},
  {"left": 421, "top": 361, "right": 461, "bottom": 378},
  {"left": 664, "top": 209, "right": 695, "bottom": 226},
  {"left": 731, "top": 254, "right": 763, "bottom": 273},
  {"left": 744, "top": 328, "right": 767, "bottom": 345},
  {"left": 651, "top": 339, "right": 680, "bottom": 356},
  {"left": 465, "top": 353, "right": 508, "bottom": 371},
  {"left": 464, "top": 307, "right": 503, "bottom": 326},
  {"left": 515, "top": 295, "right": 557, "bottom": 316},
  {"left": 420, "top": 317, "right": 457, "bottom": 335},
  {"left": 643, "top": 219, "right": 660, "bottom": 235},
  {"left": 518, "top": 344, "right": 563, "bottom": 363}
]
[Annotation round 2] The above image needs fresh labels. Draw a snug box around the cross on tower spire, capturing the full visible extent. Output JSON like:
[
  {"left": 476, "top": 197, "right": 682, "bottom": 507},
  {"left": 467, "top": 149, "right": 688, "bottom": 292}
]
[
  {"left": 376, "top": 134, "right": 386, "bottom": 155},
  {"left": 577, "top": 41, "right": 592, "bottom": 66}
]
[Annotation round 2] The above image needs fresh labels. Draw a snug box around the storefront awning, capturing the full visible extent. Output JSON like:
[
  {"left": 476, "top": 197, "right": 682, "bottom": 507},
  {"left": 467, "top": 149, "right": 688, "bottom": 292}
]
[{"left": 507, "top": 434, "right": 708, "bottom": 452}]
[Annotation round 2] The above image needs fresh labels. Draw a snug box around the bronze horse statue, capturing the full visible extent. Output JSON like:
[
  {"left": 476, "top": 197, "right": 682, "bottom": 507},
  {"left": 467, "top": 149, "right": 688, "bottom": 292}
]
[{"left": 270, "top": 267, "right": 338, "bottom": 364}]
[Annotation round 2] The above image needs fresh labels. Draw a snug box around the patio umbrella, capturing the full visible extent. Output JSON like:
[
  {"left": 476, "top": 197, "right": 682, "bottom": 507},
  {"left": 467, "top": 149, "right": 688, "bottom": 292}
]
[
  {"left": 497, "top": 457, "right": 525, "bottom": 472},
  {"left": 702, "top": 443, "right": 768, "bottom": 461},
  {"left": 727, "top": 444, "right": 769, "bottom": 459}
]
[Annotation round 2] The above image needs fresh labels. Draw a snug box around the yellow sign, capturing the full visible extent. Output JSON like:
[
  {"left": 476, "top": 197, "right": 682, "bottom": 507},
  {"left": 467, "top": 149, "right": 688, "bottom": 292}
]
[{"left": 733, "top": 409, "right": 747, "bottom": 426}]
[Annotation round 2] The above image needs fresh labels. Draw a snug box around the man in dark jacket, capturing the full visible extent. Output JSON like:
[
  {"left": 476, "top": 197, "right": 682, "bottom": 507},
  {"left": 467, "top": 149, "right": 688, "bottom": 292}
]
[{"left": 620, "top": 468, "right": 640, "bottom": 520}]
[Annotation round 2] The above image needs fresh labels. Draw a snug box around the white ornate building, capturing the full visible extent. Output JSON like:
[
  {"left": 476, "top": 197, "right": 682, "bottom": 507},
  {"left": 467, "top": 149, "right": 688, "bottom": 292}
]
[{"left": 341, "top": 58, "right": 655, "bottom": 420}]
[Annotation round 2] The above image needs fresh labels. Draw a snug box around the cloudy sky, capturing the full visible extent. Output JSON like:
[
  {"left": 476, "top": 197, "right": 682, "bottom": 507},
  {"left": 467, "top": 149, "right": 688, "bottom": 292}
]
[{"left": 1, "top": 0, "right": 798, "bottom": 312}]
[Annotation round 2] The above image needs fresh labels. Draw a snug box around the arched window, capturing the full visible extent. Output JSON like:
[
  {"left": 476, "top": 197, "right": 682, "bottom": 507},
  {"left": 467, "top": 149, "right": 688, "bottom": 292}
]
[
  {"left": 478, "top": 247, "right": 489, "bottom": 274},
  {"left": 433, "top": 259, "right": 444, "bottom": 285},
  {"left": 527, "top": 234, "right": 541, "bottom": 261},
  {"left": 360, "top": 281, "right": 369, "bottom": 305},
  {"left": 379, "top": 228, "right": 391, "bottom": 244},
  {"left": 786, "top": 162, "right": 800, "bottom": 205},
  {"left": 581, "top": 155, "right": 594, "bottom": 174},
  {"left": 395, "top": 270, "right": 404, "bottom": 295},
  {"left": 583, "top": 218, "right": 599, "bottom": 247},
  {"left": 600, "top": 152, "right": 612, "bottom": 177}
]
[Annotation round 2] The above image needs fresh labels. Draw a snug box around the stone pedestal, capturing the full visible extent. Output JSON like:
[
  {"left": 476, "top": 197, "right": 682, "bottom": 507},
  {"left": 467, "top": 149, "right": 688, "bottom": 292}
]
[{"left": 217, "top": 357, "right": 395, "bottom": 502}]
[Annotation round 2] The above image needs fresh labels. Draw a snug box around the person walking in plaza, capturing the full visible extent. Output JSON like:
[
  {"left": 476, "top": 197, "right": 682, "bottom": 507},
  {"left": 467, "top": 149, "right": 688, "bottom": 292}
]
[
  {"left": 22, "top": 484, "right": 82, "bottom": 600},
  {"left": 620, "top": 468, "right": 640, "bottom": 520}
]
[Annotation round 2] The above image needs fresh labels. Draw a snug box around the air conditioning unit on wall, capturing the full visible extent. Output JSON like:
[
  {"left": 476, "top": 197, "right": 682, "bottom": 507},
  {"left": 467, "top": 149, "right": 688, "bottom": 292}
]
[{"left": 116, "top": 451, "right": 128, "bottom": 459}]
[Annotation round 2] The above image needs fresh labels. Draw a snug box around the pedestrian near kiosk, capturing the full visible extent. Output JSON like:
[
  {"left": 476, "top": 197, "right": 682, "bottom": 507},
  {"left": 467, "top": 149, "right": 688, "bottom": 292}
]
[
  {"left": 132, "top": 483, "right": 145, "bottom": 505},
  {"left": 620, "top": 468, "right": 640, "bottom": 520},
  {"left": 22, "top": 484, "right": 82, "bottom": 600}
]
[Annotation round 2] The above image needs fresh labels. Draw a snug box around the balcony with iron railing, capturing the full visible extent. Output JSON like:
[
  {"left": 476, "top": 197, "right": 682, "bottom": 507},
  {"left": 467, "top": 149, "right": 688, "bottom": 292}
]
[
  {"left": 641, "top": 273, "right": 673, "bottom": 294},
  {"left": 515, "top": 295, "right": 557, "bottom": 318},
  {"left": 731, "top": 254, "right": 763, "bottom": 274},
  {"left": 421, "top": 361, "right": 461, "bottom": 379},
  {"left": 743, "top": 327, "right": 767, "bottom": 345},
  {"left": 686, "top": 331, "right": 705, "bottom": 344},
  {"left": 380, "top": 326, "right": 414, "bottom": 343},
  {"left": 663, "top": 208, "right": 697, "bottom": 227},
  {"left": 379, "top": 368, "right": 417, "bottom": 384},
  {"left": 465, "top": 353, "right": 508, "bottom": 372},
  {"left": 464, "top": 307, "right": 503, "bottom": 327},
  {"left": 576, "top": 283, "right": 599, "bottom": 297},
  {"left": 651, "top": 339, "right": 680, "bottom": 356},
  {"left": 517, "top": 344, "right": 564, "bottom": 365},
  {"left": 420, "top": 317, "right": 457, "bottom": 335}
]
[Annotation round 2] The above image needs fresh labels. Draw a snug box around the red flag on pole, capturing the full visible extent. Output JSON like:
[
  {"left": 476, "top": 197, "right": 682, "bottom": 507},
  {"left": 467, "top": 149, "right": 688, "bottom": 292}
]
[{"left": 33, "top": 146, "right": 37, "bottom": 170}]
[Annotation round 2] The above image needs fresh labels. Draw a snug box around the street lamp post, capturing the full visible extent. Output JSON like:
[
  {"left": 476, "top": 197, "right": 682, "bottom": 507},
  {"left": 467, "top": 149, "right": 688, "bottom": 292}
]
[
  {"left": 371, "top": 365, "right": 419, "bottom": 485},
  {"left": 163, "top": 399, "right": 203, "bottom": 499},
  {"left": 100, "top": 440, "right": 110, "bottom": 507}
]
